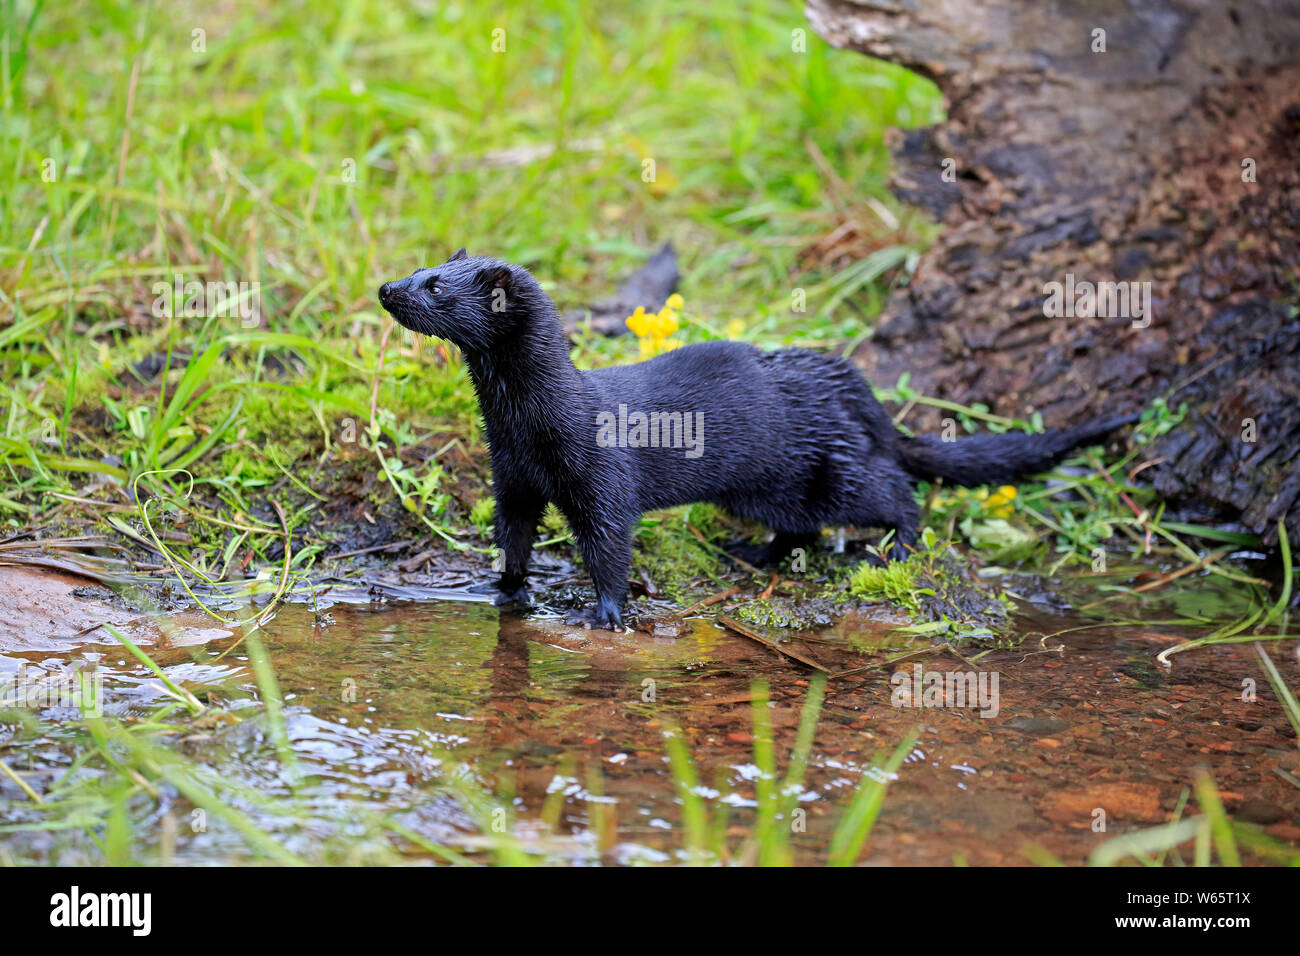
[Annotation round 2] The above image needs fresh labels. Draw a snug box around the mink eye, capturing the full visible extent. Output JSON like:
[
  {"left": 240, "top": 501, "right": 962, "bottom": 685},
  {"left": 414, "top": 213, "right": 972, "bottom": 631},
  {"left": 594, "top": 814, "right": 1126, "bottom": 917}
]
[{"left": 425, "top": 275, "right": 442, "bottom": 295}]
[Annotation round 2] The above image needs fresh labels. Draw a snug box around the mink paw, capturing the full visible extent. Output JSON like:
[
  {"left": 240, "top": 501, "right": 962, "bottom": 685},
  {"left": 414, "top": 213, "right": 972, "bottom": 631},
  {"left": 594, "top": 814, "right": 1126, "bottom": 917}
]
[
  {"left": 564, "top": 606, "right": 622, "bottom": 631},
  {"left": 467, "top": 580, "right": 531, "bottom": 607}
]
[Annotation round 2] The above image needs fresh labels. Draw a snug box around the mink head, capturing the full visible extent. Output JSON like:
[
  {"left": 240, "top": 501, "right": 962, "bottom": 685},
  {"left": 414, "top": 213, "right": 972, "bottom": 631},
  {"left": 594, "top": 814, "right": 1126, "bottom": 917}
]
[{"left": 377, "top": 248, "right": 549, "bottom": 353}]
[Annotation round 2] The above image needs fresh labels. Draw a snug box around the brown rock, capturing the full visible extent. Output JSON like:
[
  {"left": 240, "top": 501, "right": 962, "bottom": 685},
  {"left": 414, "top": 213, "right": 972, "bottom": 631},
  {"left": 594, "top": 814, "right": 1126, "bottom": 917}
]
[{"left": 1041, "top": 782, "right": 1165, "bottom": 826}]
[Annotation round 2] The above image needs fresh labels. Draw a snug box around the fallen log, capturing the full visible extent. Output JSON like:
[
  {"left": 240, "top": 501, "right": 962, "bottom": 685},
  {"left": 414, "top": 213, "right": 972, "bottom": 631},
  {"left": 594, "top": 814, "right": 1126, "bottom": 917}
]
[{"left": 806, "top": 0, "right": 1300, "bottom": 548}]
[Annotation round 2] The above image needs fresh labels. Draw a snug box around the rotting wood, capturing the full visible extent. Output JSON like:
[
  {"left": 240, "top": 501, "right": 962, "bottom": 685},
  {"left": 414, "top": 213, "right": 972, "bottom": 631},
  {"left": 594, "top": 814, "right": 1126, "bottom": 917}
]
[{"left": 806, "top": 0, "right": 1300, "bottom": 550}]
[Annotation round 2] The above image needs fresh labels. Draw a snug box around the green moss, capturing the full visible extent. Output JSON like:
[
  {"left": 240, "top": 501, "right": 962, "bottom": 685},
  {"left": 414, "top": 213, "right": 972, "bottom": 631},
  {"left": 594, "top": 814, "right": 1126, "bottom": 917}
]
[
  {"left": 848, "top": 560, "right": 932, "bottom": 613},
  {"left": 731, "top": 595, "right": 842, "bottom": 630},
  {"left": 848, "top": 542, "right": 1016, "bottom": 645},
  {"left": 469, "top": 496, "right": 495, "bottom": 537},
  {"left": 632, "top": 503, "right": 731, "bottom": 603}
]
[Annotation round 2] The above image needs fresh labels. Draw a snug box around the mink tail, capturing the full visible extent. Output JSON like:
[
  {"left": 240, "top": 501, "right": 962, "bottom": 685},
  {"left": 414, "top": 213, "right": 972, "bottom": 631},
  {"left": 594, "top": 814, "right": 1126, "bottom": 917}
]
[{"left": 897, "top": 412, "right": 1140, "bottom": 487}]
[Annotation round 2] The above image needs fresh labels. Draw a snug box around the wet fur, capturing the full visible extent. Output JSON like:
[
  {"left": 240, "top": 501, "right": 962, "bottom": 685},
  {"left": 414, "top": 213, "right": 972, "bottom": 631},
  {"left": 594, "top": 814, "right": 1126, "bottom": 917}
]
[{"left": 378, "top": 251, "right": 1135, "bottom": 629}]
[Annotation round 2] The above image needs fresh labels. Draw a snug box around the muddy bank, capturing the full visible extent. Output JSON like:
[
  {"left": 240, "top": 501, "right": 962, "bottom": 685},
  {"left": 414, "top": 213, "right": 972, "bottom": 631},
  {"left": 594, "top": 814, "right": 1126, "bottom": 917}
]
[{"left": 0, "top": 566, "right": 234, "bottom": 654}]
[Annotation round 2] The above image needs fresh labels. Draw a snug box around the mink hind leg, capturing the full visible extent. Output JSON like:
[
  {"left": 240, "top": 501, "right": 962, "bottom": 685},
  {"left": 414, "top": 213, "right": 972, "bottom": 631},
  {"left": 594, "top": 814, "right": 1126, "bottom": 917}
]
[
  {"left": 851, "top": 459, "right": 921, "bottom": 564},
  {"left": 728, "top": 530, "right": 818, "bottom": 568},
  {"left": 771, "top": 531, "right": 818, "bottom": 561}
]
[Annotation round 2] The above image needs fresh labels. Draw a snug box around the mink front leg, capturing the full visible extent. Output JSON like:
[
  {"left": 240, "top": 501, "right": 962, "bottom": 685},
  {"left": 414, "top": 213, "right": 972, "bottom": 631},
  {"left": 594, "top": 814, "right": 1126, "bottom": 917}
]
[
  {"left": 481, "top": 484, "right": 544, "bottom": 606},
  {"left": 564, "top": 518, "right": 632, "bottom": 630}
]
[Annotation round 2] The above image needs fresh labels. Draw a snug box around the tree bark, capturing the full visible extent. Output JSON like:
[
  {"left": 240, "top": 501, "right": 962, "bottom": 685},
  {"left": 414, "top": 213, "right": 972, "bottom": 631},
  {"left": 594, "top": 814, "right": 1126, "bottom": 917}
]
[{"left": 806, "top": 0, "right": 1300, "bottom": 546}]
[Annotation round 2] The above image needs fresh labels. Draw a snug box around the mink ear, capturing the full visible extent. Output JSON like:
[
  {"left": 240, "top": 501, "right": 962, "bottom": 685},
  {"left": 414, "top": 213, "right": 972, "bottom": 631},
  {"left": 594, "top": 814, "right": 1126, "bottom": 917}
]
[
  {"left": 448, "top": 247, "right": 468, "bottom": 262},
  {"left": 476, "top": 265, "right": 512, "bottom": 291}
]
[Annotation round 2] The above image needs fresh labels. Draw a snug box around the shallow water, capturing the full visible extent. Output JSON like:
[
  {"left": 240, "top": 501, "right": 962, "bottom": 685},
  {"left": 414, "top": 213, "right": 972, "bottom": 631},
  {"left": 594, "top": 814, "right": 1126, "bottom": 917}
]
[{"left": 1, "top": 567, "right": 1298, "bottom": 865}]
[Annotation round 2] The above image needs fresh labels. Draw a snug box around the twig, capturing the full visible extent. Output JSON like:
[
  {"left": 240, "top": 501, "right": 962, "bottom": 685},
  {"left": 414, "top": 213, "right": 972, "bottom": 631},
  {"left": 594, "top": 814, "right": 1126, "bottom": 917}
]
[
  {"left": 688, "top": 693, "right": 759, "bottom": 708},
  {"left": 68, "top": 616, "right": 148, "bottom": 639},
  {"left": 670, "top": 585, "right": 740, "bottom": 619},
  {"left": 398, "top": 548, "right": 442, "bottom": 573},
  {"left": 45, "top": 492, "right": 136, "bottom": 512},
  {"left": 1127, "top": 457, "right": 1167, "bottom": 482},
  {"left": 943, "top": 642, "right": 1018, "bottom": 682},
  {"left": 717, "top": 615, "right": 830, "bottom": 673}
]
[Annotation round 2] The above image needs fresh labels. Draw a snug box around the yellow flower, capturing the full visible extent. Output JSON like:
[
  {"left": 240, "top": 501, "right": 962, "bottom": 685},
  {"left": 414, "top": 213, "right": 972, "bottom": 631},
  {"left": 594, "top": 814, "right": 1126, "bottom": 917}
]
[
  {"left": 627, "top": 295, "right": 686, "bottom": 357},
  {"left": 726, "top": 318, "right": 745, "bottom": 339},
  {"left": 626, "top": 305, "right": 650, "bottom": 338},
  {"left": 985, "top": 485, "right": 1018, "bottom": 518},
  {"left": 655, "top": 307, "right": 679, "bottom": 337}
]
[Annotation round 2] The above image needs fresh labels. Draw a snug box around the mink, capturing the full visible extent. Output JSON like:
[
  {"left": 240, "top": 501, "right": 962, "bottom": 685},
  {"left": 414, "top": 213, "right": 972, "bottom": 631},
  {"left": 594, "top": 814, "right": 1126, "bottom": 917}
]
[{"left": 378, "top": 250, "right": 1136, "bottom": 629}]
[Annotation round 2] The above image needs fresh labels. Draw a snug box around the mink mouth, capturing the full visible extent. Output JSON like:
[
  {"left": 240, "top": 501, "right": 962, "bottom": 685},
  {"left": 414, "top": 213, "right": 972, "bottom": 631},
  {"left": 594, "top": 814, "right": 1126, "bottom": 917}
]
[
  {"left": 377, "top": 285, "right": 437, "bottom": 336},
  {"left": 381, "top": 302, "right": 419, "bottom": 331}
]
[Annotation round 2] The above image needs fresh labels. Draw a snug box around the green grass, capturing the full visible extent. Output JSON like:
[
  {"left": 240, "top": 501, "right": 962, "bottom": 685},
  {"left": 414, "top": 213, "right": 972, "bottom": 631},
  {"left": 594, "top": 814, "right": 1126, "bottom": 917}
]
[
  {"left": 1, "top": 0, "right": 939, "bottom": 535},
  {"left": 0, "top": 0, "right": 946, "bottom": 868}
]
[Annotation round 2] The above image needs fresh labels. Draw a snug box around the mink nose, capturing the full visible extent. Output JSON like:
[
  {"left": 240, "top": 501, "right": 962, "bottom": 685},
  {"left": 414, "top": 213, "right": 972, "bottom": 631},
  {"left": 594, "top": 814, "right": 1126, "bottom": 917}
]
[{"left": 378, "top": 282, "right": 394, "bottom": 306}]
